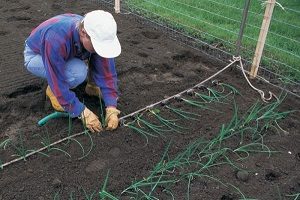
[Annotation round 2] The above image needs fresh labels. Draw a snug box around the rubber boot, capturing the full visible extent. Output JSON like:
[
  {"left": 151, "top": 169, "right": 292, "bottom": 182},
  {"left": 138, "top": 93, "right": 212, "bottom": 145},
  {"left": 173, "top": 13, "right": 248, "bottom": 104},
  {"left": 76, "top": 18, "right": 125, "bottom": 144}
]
[{"left": 46, "top": 86, "right": 64, "bottom": 112}]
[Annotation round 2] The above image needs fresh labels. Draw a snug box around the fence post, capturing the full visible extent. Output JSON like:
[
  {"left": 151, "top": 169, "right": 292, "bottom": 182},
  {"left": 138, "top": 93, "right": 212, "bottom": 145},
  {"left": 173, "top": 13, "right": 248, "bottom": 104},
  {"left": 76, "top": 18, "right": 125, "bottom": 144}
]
[
  {"left": 236, "top": 0, "right": 251, "bottom": 56},
  {"left": 115, "top": 0, "right": 121, "bottom": 13},
  {"left": 250, "top": 0, "right": 276, "bottom": 78}
]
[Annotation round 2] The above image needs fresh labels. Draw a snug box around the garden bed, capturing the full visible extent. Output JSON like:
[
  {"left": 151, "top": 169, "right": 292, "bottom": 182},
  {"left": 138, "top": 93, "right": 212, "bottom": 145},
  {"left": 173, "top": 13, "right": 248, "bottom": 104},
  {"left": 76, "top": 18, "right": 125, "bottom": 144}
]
[{"left": 0, "top": 0, "right": 299, "bottom": 199}]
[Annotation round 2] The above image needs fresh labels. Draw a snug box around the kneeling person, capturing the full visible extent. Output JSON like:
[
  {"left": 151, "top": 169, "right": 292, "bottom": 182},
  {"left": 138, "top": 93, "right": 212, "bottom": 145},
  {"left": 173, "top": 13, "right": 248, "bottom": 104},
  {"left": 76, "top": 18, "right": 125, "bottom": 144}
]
[{"left": 23, "top": 10, "right": 121, "bottom": 132}]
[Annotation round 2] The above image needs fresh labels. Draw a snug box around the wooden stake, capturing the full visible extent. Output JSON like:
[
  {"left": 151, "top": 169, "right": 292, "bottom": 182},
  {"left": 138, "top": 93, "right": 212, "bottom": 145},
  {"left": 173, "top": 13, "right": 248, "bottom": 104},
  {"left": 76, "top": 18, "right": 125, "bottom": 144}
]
[
  {"left": 115, "top": 0, "right": 120, "bottom": 14},
  {"left": 250, "top": 0, "right": 276, "bottom": 78}
]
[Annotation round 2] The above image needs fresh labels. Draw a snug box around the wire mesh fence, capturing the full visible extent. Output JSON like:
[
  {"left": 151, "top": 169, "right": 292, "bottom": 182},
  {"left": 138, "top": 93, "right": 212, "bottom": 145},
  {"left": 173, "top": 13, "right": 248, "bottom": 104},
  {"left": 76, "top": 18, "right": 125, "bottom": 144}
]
[{"left": 94, "top": 0, "right": 300, "bottom": 98}]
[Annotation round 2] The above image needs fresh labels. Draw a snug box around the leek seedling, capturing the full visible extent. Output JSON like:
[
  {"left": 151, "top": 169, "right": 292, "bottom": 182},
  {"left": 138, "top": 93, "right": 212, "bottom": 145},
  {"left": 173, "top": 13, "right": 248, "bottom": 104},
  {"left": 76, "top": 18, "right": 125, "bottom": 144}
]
[
  {"left": 63, "top": 114, "right": 73, "bottom": 146},
  {"left": 11, "top": 132, "right": 31, "bottom": 160},
  {"left": 99, "top": 170, "right": 119, "bottom": 200},
  {"left": 217, "top": 82, "right": 240, "bottom": 95},
  {"left": 186, "top": 173, "right": 251, "bottom": 200},
  {"left": 98, "top": 98, "right": 106, "bottom": 127},
  {"left": 53, "top": 191, "right": 60, "bottom": 200},
  {"left": 69, "top": 191, "right": 75, "bottom": 200},
  {"left": 234, "top": 141, "right": 278, "bottom": 160},
  {"left": 166, "top": 105, "right": 201, "bottom": 121},
  {"left": 79, "top": 187, "right": 96, "bottom": 200},
  {"left": 125, "top": 119, "right": 158, "bottom": 145},
  {"left": 182, "top": 98, "right": 222, "bottom": 113},
  {"left": 0, "top": 138, "right": 11, "bottom": 150},
  {"left": 78, "top": 131, "right": 94, "bottom": 160},
  {"left": 286, "top": 193, "right": 300, "bottom": 200},
  {"left": 39, "top": 131, "right": 71, "bottom": 158},
  {"left": 207, "top": 87, "right": 229, "bottom": 101},
  {"left": 136, "top": 115, "right": 170, "bottom": 137},
  {"left": 150, "top": 109, "right": 186, "bottom": 133},
  {"left": 79, "top": 114, "right": 95, "bottom": 159}
]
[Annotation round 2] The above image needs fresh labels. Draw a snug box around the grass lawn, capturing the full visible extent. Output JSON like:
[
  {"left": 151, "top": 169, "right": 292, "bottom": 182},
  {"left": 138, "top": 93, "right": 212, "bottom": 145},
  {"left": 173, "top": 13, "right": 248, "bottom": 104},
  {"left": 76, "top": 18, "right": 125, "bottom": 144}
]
[{"left": 126, "top": 0, "right": 300, "bottom": 81}]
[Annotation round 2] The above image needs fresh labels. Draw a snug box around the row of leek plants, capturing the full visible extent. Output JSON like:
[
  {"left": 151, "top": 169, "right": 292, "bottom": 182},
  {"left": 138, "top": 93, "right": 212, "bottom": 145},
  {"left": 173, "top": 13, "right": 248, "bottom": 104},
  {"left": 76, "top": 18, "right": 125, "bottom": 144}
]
[
  {"left": 81, "top": 95, "right": 291, "bottom": 200},
  {"left": 0, "top": 97, "right": 106, "bottom": 169},
  {"left": 124, "top": 83, "right": 239, "bottom": 145},
  {"left": 118, "top": 96, "right": 292, "bottom": 199}
]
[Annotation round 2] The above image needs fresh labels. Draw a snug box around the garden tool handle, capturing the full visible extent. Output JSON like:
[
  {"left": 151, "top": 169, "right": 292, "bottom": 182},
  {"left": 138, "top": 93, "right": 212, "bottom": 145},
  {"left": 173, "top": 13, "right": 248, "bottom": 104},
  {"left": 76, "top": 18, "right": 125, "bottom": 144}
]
[{"left": 38, "top": 112, "right": 69, "bottom": 126}]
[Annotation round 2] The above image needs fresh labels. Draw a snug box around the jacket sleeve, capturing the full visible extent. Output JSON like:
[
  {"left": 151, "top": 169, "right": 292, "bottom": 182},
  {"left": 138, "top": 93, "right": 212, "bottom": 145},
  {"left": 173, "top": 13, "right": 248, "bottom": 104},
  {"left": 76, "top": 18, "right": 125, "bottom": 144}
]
[
  {"left": 41, "top": 29, "right": 85, "bottom": 117},
  {"left": 90, "top": 54, "right": 118, "bottom": 107}
]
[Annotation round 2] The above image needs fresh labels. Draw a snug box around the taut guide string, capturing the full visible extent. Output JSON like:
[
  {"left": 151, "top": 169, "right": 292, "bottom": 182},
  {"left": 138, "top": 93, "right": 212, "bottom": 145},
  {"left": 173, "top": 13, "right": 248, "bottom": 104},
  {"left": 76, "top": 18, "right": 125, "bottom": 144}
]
[{"left": 0, "top": 56, "right": 277, "bottom": 169}]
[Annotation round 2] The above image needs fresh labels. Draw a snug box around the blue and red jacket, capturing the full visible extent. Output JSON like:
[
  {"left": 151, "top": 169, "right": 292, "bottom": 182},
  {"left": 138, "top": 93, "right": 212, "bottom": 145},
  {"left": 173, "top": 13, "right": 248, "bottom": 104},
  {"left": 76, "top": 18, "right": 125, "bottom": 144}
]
[{"left": 26, "top": 14, "right": 118, "bottom": 117}]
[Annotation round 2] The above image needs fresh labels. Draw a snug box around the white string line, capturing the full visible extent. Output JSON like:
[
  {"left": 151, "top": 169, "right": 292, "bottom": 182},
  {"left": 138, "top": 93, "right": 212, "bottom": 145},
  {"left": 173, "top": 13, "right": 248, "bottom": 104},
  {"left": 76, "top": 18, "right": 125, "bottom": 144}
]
[
  {"left": 0, "top": 57, "right": 239, "bottom": 169},
  {"left": 237, "top": 64, "right": 300, "bottom": 99},
  {"left": 1, "top": 1, "right": 297, "bottom": 168},
  {"left": 0, "top": 131, "right": 86, "bottom": 169},
  {"left": 165, "top": 0, "right": 300, "bottom": 45},
  {"left": 238, "top": 58, "right": 278, "bottom": 103},
  {"left": 252, "top": 74, "right": 300, "bottom": 98},
  {"left": 139, "top": 0, "right": 300, "bottom": 60},
  {"left": 254, "top": 67, "right": 299, "bottom": 85},
  {"left": 119, "top": 57, "right": 240, "bottom": 120}
]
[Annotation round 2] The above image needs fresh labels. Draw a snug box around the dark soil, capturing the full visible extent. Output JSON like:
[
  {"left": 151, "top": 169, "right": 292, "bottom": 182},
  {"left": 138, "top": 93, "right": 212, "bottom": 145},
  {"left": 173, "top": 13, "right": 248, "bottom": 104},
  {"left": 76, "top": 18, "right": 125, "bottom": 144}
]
[{"left": 0, "top": 1, "right": 299, "bottom": 200}]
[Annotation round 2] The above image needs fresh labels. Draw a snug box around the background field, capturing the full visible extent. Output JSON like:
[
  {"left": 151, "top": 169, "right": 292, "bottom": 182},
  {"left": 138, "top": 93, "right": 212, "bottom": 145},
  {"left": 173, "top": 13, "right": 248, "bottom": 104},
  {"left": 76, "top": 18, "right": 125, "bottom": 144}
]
[{"left": 126, "top": 0, "right": 300, "bottom": 82}]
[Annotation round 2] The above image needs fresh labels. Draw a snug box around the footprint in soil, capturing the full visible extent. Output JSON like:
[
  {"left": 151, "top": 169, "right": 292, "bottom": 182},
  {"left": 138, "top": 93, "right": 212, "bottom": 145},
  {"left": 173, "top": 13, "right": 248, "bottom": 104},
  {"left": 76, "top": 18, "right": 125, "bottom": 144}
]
[
  {"left": 7, "top": 85, "right": 41, "bottom": 98},
  {"left": 137, "top": 52, "right": 148, "bottom": 58},
  {"left": 85, "top": 159, "right": 108, "bottom": 173},
  {"left": 142, "top": 31, "right": 161, "bottom": 39},
  {"left": 172, "top": 50, "right": 201, "bottom": 62},
  {"left": 17, "top": 23, "right": 33, "bottom": 29},
  {"left": 296, "top": 152, "right": 300, "bottom": 161},
  {"left": 0, "top": 31, "right": 10, "bottom": 36},
  {"left": 130, "top": 40, "right": 140, "bottom": 45},
  {"left": 108, "top": 147, "right": 121, "bottom": 158},
  {"left": 220, "top": 194, "right": 234, "bottom": 200},
  {"left": 51, "top": 3, "right": 63, "bottom": 11},
  {"left": 6, "top": 16, "right": 31, "bottom": 22},
  {"left": 7, "top": 5, "right": 31, "bottom": 12},
  {"left": 265, "top": 169, "right": 281, "bottom": 181}
]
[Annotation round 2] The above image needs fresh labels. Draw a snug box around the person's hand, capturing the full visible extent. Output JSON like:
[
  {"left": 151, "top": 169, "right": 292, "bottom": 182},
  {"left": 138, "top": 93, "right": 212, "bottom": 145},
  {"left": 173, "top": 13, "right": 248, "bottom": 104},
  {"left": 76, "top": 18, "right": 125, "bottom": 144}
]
[
  {"left": 105, "top": 107, "right": 120, "bottom": 130},
  {"left": 81, "top": 107, "right": 102, "bottom": 133}
]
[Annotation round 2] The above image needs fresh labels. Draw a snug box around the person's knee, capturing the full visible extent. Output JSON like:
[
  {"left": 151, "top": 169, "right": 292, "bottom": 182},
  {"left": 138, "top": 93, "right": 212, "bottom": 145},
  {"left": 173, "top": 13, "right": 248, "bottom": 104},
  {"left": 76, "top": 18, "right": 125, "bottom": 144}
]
[
  {"left": 24, "top": 46, "right": 47, "bottom": 78},
  {"left": 65, "top": 58, "right": 88, "bottom": 88}
]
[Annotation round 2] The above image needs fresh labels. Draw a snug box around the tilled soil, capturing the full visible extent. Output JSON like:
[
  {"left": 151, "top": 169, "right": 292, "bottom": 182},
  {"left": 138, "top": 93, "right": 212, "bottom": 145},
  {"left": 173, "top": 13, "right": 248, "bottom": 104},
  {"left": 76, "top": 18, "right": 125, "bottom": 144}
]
[{"left": 0, "top": 1, "right": 299, "bottom": 199}]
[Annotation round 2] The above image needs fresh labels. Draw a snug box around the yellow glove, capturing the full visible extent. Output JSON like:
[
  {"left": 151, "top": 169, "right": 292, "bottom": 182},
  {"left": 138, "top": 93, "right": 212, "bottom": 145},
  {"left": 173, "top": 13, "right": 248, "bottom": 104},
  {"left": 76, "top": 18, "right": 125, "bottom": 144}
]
[
  {"left": 85, "top": 82, "right": 102, "bottom": 98},
  {"left": 81, "top": 107, "right": 102, "bottom": 133},
  {"left": 105, "top": 107, "right": 120, "bottom": 131},
  {"left": 46, "top": 86, "right": 64, "bottom": 112}
]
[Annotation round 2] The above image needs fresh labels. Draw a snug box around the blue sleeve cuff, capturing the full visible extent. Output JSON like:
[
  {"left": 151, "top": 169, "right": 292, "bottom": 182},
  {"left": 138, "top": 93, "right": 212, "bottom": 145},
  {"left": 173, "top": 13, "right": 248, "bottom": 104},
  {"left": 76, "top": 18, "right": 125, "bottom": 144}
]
[
  {"left": 65, "top": 101, "right": 85, "bottom": 118},
  {"left": 103, "top": 96, "right": 117, "bottom": 108}
]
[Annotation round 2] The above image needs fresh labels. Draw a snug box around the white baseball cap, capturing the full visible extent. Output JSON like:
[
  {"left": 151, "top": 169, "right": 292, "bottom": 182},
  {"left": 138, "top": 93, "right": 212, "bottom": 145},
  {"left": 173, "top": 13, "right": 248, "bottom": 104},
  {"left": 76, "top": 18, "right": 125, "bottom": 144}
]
[{"left": 83, "top": 10, "right": 121, "bottom": 58}]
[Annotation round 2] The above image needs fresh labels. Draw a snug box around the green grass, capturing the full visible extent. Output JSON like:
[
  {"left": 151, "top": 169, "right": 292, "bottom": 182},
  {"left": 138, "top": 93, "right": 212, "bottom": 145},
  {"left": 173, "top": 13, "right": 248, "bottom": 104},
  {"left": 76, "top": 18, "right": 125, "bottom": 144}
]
[{"left": 126, "top": 0, "right": 300, "bottom": 81}]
